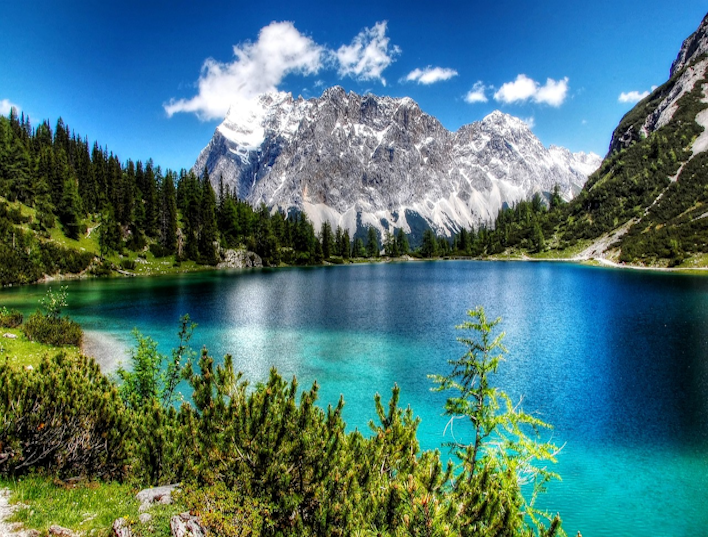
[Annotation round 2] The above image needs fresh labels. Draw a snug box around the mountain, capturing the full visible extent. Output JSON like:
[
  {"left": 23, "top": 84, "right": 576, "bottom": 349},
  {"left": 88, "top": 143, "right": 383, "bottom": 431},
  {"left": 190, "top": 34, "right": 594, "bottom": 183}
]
[
  {"left": 565, "top": 12, "right": 708, "bottom": 265},
  {"left": 195, "top": 87, "right": 600, "bottom": 241}
]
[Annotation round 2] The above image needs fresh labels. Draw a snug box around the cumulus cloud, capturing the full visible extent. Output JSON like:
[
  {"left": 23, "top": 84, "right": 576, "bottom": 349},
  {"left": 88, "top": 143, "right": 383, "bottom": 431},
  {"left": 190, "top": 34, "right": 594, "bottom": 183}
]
[
  {"left": 405, "top": 66, "right": 458, "bottom": 85},
  {"left": 618, "top": 90, "right": 650, "bottom": 103},
  {"left": 335, "top": 21, "right": 400, "bottom": 86},
  {"left": 522, "top": 116, "right": 536, "bottom": 129},
  {"left": 493, "top": 74, "right": 569, "bottom": 107},
  {"left": 464, "top": 81, "right": 488, "bottom": 103},
  {"left": 164, "top": 21, "right": 325, "bottom": 120},
  {"left": 0, "top": 98, "right": 19, "bottom": 115}
]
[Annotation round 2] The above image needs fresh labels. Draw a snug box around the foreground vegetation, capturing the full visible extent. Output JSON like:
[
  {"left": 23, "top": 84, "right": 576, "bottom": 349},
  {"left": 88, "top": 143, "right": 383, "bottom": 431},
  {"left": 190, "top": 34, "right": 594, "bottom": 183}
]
[{"left": 0, "top": 297, "right": 563, "bottom": 536}]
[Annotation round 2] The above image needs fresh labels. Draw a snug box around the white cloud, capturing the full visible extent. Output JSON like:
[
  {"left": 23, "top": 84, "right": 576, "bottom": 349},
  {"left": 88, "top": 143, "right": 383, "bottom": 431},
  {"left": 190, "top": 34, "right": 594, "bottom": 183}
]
[
  {"left": 405, "top": 66, "right": 458, "bottom": 85},
  {"left": 164, "top": 21, "right": 325, "bottom": 120},
  {"left": 522, "top": 116, "right": 535, "bottom": 129},
  {"left": 0, "top": 98, "right": 19, "bottom": 115},
  {"left": 464, "top": 81, "right": 488, "bottom": 103},
  {"left": 618, "top": 90, "right": 650, "bottom": 103},
  {"left": 534, "top": 77, "right": 569, "bottom": 106},
  {"left": 335, "top": 21, "right": 400, "bottom": 86},
  {"left": 493, "top": 74, "right": 569, "bottom": 107}
]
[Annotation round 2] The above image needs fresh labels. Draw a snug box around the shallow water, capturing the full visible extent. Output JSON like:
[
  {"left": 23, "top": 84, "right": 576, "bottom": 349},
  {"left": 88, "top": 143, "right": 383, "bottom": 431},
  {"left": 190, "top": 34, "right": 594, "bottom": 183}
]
[{"left": 2, "top": 261, "right": 707, "bottom": 535}]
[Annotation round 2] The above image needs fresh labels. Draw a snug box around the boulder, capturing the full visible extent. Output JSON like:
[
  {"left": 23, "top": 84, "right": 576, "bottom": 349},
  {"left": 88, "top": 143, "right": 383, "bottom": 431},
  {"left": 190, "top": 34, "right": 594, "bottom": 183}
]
[
  {"left": 112, "top": 518, "right": 132, "bottom": 537},
  {"left": 170, "top": 512, "right": 207, "bottom": 537},
  {"left": 217, "top": 249, "right": 263, "bottom": 269},
  {"left": 48, "top": 525, "right": 77, "bottom": 537},
  {"left": 135, "top": 484, "right": 179, "bottom": 512}
]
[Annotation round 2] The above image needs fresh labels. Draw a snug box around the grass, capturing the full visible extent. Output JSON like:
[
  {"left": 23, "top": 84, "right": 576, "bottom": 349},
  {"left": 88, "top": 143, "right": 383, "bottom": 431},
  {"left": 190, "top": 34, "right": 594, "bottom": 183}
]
[
  {"left": 1, "top": 476, "right": 181, "bottom": 537},
  {"left": 2, "top": 476, "right": 138, "bottom": 536},
  {"left": 0, "top": 327, "right": 81, "bottom": 369}
]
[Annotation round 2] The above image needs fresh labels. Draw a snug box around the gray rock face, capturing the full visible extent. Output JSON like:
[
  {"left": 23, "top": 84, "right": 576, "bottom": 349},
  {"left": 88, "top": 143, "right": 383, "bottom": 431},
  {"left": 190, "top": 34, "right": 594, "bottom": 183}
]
[
  {"left": 671, "top": 13, "right": 708, "bottom": 77},
  {"left": 609, "top": 12, "right": 708, "bottom": 154},
  {"left": 195, "top": 87, "right": 600, "bottom": 238}
]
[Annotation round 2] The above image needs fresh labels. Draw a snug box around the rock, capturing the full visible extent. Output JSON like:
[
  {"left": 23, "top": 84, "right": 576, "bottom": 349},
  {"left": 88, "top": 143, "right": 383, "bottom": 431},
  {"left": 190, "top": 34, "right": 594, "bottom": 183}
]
[
  {"left": 138, "top": 513, "right": 152, "bottom": 525},
  {"left": 112, "top": 518, "right": 132, "bottom": 537},
  {"left": 48, "top": 525, "right": 77, "bottom": 537},
  {"left": 170, "top": 512, "right": 206, "bottom": 537},
  {"left": 135, "top": 484, "right": 179, "bottom": 512},
  {"left": 2, "top": 333, "right": 17, "bottom": 339},
  {"left": 217, "top": 249, "right": 263, "bottom": 269}
]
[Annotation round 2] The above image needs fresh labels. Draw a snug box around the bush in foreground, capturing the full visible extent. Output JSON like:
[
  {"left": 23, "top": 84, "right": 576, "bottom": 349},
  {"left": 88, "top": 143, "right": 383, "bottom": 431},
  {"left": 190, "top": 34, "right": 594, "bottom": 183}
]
[
  {"left": 0, "top": 307, "right": 23, "bottom": 328},
  {"left": 2, "top": 308, "right": 563, "bottom": 536},
  {"left": 22, "top": 311, "right": 83, "bottom": 347},
  {"left": 0, "top": 353, "right": 130, "bottom": 480}
]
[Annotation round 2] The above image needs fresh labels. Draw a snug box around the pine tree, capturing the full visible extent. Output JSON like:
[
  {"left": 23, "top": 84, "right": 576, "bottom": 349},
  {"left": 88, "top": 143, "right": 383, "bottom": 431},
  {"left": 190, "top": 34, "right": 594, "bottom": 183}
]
[
  {"left": 59, "top": 178, "right": 83, "bottom": 240},
  {"left": 160, "top": 171, "right": 178, "bottom": 255},
  {"left": 198, "top": 170, "right": 219, "bottom": 265},
  {"left": 395, "top": 227, "right": 409, "bottom": 256},
  {"left": 421, "top": 228, "right": 438, "bottom": 258},
  {"left": 365, "top": 226, "right": 379, "bottom": 258},
  {"left": 320, "top": 221, "right": 334, "bottom": 259}
]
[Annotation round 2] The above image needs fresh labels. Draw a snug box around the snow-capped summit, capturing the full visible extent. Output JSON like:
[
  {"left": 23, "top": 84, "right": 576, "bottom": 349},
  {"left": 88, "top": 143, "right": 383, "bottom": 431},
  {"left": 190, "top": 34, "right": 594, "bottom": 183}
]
[{"left": 195, "top": 87, "right": 600, "bottom": 240}]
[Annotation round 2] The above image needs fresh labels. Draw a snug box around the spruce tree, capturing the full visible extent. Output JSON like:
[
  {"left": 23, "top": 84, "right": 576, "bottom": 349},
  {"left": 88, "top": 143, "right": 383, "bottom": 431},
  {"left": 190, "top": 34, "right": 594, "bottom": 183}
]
[
  {"left": 198, "top": 170, "right": 219, "bottom": 265},
  {"left": 365, "top": 226, "right": 379, "bottom": 257}
]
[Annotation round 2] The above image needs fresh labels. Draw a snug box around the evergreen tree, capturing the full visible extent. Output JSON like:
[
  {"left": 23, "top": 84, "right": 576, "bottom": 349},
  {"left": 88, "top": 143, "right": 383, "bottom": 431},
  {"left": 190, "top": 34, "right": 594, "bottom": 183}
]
[
  {"left": 352, "top": 237, "right": 365, "bottom": 258},
  {"left": 98, "top": 207, "right": 122, "bottom": 259},
  {"left": 395, "top": 227, "right": 409, "bottom": 256},
  {"left": 59, "top": 178, "right": 83, "bottom": 240},
  {"left": 421, "top": 228, "right": 438, "bottom": 258},
  {"left": 160, "top": 171, "right": 178, "bottom": 255},
  {"left": 383, "top": 229, "right": 399, "bottom": 257},
  {"left": 198, "top": 170, "right": 219, "bottom": 265},
  {"left": 319, "top": 221, "right": 334, "bottom": 259},
  {"left": 365, "top": 226, "right": 379, "bottom": 258},
  {"left": 341, "top": 228, "right": 351, "bottom": 260}
]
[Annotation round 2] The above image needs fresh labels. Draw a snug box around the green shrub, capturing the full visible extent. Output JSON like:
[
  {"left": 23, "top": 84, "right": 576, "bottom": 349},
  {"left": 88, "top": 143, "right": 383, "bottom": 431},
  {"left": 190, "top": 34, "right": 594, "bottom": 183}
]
[
  {"left": 120, "top": 258, "right": 136, "bottom": 270},
  {"left": 0, "top": 307, "right": 23, "bottom": 328},
  {"left": 22, "top": 311, "right": 83, "bottom": 347},
  {"left": 0, "top": 353, "right": 130, "bottom": 480}
]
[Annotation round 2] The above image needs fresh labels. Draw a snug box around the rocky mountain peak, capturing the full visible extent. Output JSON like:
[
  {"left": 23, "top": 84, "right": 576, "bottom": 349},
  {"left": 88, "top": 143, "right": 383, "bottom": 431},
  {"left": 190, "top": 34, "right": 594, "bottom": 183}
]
[
  {"left": 195, "top": 87, "right": 599, "bottom": 241},
  {"left": 671, "top": 12, "right": 708, "bottom": 77}
]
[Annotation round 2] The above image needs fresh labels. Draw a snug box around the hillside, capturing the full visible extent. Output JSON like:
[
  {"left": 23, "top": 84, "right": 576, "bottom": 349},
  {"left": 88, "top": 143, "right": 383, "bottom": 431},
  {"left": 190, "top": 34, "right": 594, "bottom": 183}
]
[
  {"left": 479, "top": 12, "right": 708, "bottom": 268},
  {"left": 558, "top": 13, "right": 708, "bottom": 266}
]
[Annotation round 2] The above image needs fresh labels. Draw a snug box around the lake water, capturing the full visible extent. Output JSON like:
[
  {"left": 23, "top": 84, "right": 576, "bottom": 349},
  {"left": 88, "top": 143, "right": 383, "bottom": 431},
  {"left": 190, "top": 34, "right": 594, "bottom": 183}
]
[{"left": 2, "top": 261, "right": 708, "bottom": 535}]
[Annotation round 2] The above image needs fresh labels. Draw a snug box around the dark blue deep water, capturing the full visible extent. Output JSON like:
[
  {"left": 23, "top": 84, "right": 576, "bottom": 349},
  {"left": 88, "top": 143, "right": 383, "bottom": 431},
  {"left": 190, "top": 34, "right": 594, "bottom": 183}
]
[{"left": 3, "top": 261, "right": 708, "bottom": 535}]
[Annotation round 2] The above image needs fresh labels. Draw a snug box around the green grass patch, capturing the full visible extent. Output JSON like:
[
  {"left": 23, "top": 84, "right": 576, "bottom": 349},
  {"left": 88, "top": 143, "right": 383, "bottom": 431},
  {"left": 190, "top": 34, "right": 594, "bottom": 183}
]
[
  {"left": 2, "top": 476, "right": 138, "bottom": 536},
  {"left": 1, "top": 476, "right": 183, "bottom": 537},
  {"left": 0, "top": 328, "right": 81, "bottom": 369},
  {"left": 48, "top": 219, "right": 101, "bottom": 256}
]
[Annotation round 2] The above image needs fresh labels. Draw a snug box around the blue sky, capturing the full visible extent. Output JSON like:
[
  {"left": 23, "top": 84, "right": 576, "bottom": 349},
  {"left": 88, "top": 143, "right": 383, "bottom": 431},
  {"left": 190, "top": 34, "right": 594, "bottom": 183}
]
[{"left": 1, "top": 1, "right": 706, "bottom": 172}]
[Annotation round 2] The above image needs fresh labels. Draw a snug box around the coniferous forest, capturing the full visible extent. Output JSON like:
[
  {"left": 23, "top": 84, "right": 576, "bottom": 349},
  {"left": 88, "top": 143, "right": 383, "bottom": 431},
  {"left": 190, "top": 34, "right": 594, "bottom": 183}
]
[{"left": 0, "top": 110, "right": 417, "bottom": 286}]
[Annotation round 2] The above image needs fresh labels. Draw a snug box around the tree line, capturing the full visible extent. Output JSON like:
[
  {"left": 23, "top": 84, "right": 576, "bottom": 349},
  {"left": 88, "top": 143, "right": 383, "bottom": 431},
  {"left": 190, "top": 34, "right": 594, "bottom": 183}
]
[{"left": 2, "top": 109, "right": 484, "bottom": 285}]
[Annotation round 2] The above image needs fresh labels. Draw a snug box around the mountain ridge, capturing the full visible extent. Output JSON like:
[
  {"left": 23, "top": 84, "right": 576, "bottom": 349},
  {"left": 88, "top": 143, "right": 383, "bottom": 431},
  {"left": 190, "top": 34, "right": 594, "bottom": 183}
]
[{"left": 195, "top": 87, "right": 600, "bottom": 241}]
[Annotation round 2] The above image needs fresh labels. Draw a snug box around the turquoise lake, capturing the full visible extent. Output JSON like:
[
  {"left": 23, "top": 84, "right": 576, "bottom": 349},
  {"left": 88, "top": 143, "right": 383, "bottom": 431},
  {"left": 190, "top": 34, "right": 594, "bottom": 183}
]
[{"left": 2, "top": 261, "right": 708, "bottom": 535}]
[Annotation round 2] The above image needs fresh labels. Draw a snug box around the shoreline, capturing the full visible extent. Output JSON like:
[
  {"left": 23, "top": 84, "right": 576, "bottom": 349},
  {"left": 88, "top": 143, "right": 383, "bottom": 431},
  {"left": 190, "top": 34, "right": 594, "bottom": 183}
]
[
  {"left": 4, "top": 251, "right": 708, "bottom": 292},
  {"left": 81, "top": 330, "right": 130, "bottom": 373}
]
